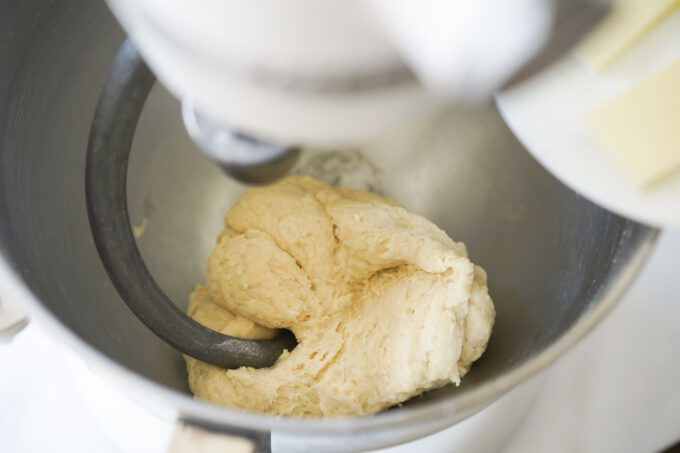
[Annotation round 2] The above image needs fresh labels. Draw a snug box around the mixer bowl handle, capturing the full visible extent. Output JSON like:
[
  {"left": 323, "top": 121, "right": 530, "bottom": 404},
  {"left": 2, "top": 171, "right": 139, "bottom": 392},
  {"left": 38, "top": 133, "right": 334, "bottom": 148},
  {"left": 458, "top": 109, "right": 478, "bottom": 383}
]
[
  {"left": 169, "top": 420, "right": 271, "bottom": 453},
  {"left": 0, "top": 298, "right": 28, "bottom": 343}
]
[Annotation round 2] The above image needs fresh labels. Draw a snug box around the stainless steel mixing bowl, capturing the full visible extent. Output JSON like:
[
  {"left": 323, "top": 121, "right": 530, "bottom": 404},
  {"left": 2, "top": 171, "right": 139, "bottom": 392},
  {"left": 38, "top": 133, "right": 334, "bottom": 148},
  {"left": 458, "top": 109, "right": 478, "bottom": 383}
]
[{"left": 0, "top": 1, "right": 657, "bottom": 451}]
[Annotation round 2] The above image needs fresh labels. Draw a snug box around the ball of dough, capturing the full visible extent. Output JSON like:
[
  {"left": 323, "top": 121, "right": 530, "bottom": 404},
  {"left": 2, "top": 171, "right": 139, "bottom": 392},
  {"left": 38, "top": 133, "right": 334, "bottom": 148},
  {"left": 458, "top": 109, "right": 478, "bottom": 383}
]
[{"left": 185, "top": 175, "right": 494, "bottom": 417}]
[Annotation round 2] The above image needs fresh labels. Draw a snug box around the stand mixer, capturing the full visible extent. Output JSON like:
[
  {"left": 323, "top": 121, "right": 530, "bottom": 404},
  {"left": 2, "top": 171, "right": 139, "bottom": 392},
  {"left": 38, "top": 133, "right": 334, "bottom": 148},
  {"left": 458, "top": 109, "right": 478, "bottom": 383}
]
[
  {"left": 87, "top": 0, "right": 611, "bottom": 370},
  {"left": 0, "top": 0, "right": 661, "bottom": 451}
]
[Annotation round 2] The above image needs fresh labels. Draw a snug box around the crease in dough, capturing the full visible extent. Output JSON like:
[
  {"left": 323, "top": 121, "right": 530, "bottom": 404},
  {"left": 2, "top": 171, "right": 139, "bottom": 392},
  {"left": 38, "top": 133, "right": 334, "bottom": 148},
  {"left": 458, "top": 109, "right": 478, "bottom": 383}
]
[{"left": 185, "top": 175, "right": 495, "bottom": 417}]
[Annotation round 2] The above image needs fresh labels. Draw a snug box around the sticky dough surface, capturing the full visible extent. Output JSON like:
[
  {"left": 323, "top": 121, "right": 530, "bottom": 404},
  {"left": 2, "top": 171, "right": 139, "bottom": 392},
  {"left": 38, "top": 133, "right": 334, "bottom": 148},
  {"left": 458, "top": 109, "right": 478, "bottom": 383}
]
[{"left": 185, "top": 175, "right": 495, "bottom": 417}]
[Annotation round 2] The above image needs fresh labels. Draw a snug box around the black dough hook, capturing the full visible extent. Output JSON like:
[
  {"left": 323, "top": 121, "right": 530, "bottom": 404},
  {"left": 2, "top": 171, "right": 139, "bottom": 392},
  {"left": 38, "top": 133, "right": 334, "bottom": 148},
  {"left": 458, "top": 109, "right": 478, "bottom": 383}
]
[{"left": 85, "top": 40, "right": 297, "bottom": 369}]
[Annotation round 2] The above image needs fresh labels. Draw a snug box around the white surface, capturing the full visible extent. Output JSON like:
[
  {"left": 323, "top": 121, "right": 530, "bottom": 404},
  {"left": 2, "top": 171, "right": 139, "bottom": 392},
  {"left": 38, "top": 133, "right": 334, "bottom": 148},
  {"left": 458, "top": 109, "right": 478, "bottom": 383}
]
[
  {"left": 496, "top": 9, "right": 680, "bottom": 228},
  {"left": 2, "top": 231, "right": 680, "bottom": 452}
]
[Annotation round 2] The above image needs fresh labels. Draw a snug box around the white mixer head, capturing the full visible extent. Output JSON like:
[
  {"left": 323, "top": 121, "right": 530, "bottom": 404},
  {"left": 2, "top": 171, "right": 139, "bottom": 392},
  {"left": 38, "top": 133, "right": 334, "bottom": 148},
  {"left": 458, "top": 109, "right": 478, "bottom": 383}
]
[{"left": 105, "top": 0, "right": 609, "bottom": 181}]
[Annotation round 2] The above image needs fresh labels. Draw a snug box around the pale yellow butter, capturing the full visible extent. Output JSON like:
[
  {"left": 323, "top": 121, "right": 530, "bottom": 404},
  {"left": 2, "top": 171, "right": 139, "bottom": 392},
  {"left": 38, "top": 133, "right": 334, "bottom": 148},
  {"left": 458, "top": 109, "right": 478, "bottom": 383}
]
[
  {"left": 575, "top": 0, "right": 679, "bottom": 71},
  {"left": 588, "top": 60, "right": 680, "bottom": 188}
]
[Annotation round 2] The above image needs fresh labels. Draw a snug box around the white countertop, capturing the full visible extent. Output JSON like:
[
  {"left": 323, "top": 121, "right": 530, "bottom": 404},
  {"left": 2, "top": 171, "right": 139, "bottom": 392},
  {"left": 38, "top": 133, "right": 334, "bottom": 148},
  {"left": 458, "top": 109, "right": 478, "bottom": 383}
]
[{"left": 2, "top": 232, "right": 679, "bottom": 453}]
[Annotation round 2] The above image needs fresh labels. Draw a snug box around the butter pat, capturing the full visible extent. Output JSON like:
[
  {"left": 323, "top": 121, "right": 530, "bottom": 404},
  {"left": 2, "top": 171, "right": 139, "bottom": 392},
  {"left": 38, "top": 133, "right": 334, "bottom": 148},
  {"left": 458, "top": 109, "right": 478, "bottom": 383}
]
[
  {"left": 575, "top": 0, "right": 679, "bottom": 71},
  {"left": 588, "top": 60, "right": 680, "bottom": 188}
]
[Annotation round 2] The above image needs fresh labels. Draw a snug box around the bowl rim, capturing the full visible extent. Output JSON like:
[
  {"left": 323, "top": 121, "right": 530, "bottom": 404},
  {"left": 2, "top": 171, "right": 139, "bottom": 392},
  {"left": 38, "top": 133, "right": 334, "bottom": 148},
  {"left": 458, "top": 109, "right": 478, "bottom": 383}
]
[{"left": 0, "top": 224, "right": 659, "bottom": 435}]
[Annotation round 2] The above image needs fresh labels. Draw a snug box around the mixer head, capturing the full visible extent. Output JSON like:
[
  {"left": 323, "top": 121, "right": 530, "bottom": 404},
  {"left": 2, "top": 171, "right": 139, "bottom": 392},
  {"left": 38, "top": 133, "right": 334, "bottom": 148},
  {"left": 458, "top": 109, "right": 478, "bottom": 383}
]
[{"left": 105, "top": 0, "right": 610, "bottom": 186}]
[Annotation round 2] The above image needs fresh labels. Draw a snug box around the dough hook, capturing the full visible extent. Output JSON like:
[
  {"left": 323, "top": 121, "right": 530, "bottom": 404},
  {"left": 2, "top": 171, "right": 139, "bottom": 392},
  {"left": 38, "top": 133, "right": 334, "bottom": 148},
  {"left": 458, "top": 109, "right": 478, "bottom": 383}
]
[{"left": 86, "top": 40, "right": 297, "bottom": 369}]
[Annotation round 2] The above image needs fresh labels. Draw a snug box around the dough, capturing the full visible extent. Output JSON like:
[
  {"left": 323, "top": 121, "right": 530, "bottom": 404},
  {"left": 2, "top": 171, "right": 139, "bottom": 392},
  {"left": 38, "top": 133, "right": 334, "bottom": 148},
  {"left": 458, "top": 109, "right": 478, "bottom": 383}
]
[{"left": 185, "top": 175, "right": 495, "bottom": 417}]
